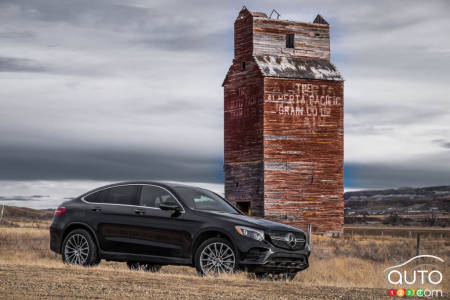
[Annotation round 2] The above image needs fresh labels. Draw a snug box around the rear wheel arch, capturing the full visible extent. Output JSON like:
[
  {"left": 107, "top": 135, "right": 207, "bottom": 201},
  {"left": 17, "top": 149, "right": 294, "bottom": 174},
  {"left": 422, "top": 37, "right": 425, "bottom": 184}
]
[{"left": 61, "top": 222, "right": 100, "bottom": 255}]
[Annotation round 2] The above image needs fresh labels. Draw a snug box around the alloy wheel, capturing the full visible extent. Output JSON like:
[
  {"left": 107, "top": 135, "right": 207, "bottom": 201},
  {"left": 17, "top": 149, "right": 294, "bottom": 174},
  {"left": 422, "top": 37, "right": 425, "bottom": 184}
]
[
  {"left": 64, "top": 233, "right": 89, "bottom": 265},
  {"left": 199, "top": 242, "right": 235, "bottom": 275}
]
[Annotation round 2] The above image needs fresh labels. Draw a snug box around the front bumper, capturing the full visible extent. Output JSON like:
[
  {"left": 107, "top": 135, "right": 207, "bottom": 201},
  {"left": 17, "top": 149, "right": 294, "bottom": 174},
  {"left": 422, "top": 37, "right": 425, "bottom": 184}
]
[{"left": 234, "top": 234, "right": 310, "bottom": 273}]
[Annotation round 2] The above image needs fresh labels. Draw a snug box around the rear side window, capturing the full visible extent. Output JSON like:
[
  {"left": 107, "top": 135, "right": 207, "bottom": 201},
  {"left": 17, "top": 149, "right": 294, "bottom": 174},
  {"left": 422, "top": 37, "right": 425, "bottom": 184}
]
[
  {"left": 84, "top": 186, "right": 139, "bottom": 205},
  {"left": 140, "top": 185, "right": 177, "bottom": 208},
  {"left": 106, "top": 186, "right": 139, "bottom": 205},
  {"left": 84, "top": 190, "right": 107, "bottom": 203}
]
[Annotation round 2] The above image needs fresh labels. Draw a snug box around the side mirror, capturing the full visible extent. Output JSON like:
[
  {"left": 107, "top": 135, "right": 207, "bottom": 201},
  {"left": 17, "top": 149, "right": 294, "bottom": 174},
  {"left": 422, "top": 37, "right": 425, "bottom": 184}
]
[{"left": 159, "top": 203, "right": 180, "bottom": 211}]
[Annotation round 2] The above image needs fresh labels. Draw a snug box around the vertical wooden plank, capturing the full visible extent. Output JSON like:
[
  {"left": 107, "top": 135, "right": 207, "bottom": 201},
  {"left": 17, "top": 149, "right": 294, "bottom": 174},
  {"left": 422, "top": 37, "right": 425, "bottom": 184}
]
[{"left": 224, "top": 8, "right": 343, "bottom": 233}]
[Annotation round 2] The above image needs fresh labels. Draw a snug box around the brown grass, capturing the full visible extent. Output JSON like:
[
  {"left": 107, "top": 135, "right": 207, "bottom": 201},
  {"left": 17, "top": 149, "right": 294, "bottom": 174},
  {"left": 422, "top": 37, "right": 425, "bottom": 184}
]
[{"left": 0, "top": 216, "right": 448, "bottom": 299}]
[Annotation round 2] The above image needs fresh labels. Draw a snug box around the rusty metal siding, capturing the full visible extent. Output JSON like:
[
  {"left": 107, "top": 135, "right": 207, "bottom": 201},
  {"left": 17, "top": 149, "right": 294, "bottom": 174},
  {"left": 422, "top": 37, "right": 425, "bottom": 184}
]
[{"left": 263, "top": 78, "right": 344, "bottom": 233}]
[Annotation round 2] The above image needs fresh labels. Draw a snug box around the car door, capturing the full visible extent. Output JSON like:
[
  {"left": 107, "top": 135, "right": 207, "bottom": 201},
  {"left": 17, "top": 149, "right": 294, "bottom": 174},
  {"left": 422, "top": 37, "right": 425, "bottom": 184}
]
[
  {"left": 84, "top": 185, "right": 141, "bottom": 253},
  {"left": 125, "top": 184, "right": 196, "bottom": 259}
]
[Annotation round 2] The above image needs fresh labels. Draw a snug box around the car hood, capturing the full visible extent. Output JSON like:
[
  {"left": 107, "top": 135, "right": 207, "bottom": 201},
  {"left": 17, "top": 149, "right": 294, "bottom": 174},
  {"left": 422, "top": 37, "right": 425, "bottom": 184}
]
[{"left": 199, "top": 211, "right": 305, "bottom": 234}]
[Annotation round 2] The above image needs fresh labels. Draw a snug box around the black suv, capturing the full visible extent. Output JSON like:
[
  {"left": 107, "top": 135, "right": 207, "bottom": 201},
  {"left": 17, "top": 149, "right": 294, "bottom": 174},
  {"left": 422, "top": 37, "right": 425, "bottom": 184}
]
[{"left": 50, "top": 182, "right": 310, "bottom": 279}]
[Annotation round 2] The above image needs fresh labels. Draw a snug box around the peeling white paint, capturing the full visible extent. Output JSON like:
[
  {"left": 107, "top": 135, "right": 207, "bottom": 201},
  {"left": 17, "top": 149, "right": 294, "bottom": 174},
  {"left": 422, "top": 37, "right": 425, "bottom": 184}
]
[{"left": 255, "top": 55, "right": 343, "bottom": 81}]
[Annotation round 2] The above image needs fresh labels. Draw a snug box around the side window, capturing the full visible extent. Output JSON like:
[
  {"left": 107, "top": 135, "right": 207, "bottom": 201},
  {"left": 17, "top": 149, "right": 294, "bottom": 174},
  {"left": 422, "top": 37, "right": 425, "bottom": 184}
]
[
  {"left": 140, "top": 186, "right": 177, "bottom": 208},
  {"left": 84, "top": 190, "right": 107, "bottom": 203},
  {"left": 105, "top": 185, "right": 139, "bottom": 205}
]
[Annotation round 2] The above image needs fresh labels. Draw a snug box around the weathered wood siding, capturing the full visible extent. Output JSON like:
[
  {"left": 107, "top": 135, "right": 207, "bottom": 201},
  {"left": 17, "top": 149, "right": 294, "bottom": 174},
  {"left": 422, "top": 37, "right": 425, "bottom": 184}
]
[
  {"left": 224, "top": 10, "right": 265, "bottom": 216},
  {"left": 233, "top": 9, "right": 253, "bottom": 61},
  {"left": 223, "top": 62, "right": 264, "bottom": 215},
  {"left": 253, "top": 18, "right": 330, "bottom": 60},
  {"left": 224, "top": 8, "right": 344, "bottom": 233},
  {"left": 263, "top": 78, "right": 344, "bottom": 233}
]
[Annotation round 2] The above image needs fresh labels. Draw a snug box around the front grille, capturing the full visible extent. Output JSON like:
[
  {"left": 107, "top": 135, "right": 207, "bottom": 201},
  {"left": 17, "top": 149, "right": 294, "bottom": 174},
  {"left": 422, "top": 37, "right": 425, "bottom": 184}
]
[
  {"left": 244, "top": 247, "right": 269, "bottom": 260},
  {"left": 268, "top": 230, "right": 305, "bottom": 250},
  {"left": 265, "top": 254, "right": 308, "bottom": 269}
]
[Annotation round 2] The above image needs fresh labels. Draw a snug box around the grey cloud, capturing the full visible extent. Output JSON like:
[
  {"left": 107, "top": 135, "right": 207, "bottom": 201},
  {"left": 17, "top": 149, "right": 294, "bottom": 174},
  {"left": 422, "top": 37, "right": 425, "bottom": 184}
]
[
  {"left": 133, "top": 30, "right": 231, "bottom": 52},
  {"left": 432, "top": 139, "right": 450, "bottom": 149},
  {"left": 345, "top": 103, "right": 449, "bottom": 135},
  {"left": 0, "top": 0, "right": 150, "bottom": 27},
  {"left": 0, "top": 0, "right": 449, "bottom": 194},
  {"left": 0, "top": 56, "right": 110, "bottom": 76},
  {"left": 0, "top": 30, "right": 36, "bottom": 39},
  {"left": 0, "top": 144, "right": 223, "bottom": 183},
  {"left": 0, "top": 56, "right": 46, "bottom": 72},
  {"left": 0, "top": 195, "right": 49, "bottom": 201},
  {"left": 1, "top": 0, "right": 233, "bottom": 53},
  {"left": 345, "top": 149, "right": 450, "bottom": 188}
]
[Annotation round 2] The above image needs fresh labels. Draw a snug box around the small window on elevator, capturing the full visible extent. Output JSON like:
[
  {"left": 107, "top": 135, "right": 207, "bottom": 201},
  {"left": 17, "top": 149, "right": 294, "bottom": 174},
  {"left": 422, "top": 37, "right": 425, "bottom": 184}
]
[
  {"left": 236, "top": 201, "right": 251, "bottom": 215},
  {"left": 286, "top": 33, "right": 295, "bottom": 48}
]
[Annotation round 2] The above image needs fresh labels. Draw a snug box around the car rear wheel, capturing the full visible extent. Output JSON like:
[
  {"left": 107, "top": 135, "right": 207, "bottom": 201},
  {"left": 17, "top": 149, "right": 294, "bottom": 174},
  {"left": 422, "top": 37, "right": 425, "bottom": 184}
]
[
  {"left": 126, "top": 262, "right": 162, "bottom": 272},
  {"left": 62, "top": 229, "right": 99, "bottom": 266},
  {"left": 195, "top": 237, "right": 236, "bottom": 276}
]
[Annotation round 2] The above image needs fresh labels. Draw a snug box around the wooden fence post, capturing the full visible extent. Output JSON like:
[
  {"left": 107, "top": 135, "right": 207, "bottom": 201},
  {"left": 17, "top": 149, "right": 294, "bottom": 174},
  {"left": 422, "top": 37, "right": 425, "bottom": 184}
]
[
  {"left": 0, "top": 204, "right": 4, "bottom": 223},
  {"left": 307, "top": 224, "right": 311, "bottom": 247},
  {"left": 416, "top": 233, "right": 420, "bottom": 256}
]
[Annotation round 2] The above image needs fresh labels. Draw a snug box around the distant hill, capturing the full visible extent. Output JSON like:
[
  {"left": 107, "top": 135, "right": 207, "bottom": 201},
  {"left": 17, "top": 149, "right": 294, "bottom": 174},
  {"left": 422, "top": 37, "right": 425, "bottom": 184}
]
[
  {"left": 1, "top": 205, "right": 53, "bottom": 221},
  {"left": 344, "top": 186, "right": 450, "bottom": 214},
  {"left": 1, "top": 186, "right": 449, "bottom": 227},
  {"left": 344, "top": 186, "right": 450, "bottom": 227}
]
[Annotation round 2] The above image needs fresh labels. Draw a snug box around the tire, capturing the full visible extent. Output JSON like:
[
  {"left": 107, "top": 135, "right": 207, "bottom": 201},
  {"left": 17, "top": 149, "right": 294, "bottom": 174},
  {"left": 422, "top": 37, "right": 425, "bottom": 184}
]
[
  {"left": 126, "top": 262, "right": 162, "bottom": 272},
  {"left": 194, "top": 237, "right": 237, "bottom": 276},
  {"left": 91, "top": 256, "right": 102, "bottom": 266},
  {"left": 251, "top": 272, "right": 297, "bottom": 281},
  {"left": 62, "top": 229, "right": 99, "bottom": 266}
]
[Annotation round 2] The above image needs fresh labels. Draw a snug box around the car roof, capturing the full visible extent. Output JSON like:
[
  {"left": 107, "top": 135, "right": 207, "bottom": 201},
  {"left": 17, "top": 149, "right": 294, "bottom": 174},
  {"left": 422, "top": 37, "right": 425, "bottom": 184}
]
[{"left": 77, "top": 181, "right": 199, "bottom": 198}]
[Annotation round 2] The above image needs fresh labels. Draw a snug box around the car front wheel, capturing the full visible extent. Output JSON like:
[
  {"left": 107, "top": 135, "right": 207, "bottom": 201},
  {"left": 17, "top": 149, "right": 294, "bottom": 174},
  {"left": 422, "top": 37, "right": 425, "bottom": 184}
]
[
  {"left": 62, "top": 229, "right": 99, "bottom": 266},
  {"left": 195, "top": 237, "right": 237, "bottom": 276}
]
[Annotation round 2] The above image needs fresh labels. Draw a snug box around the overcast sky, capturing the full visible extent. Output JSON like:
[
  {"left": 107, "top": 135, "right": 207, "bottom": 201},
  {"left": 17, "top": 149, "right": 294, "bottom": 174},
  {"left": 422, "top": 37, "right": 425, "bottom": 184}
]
[{"left": 1, "top": 0, "right": 449, "bottom": 208}]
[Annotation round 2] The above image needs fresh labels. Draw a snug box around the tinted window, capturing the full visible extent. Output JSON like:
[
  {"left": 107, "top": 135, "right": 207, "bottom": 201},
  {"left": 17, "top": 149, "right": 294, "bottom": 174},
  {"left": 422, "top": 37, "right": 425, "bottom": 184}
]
[
  {"left": 106, "top": 186, "right": 139, "bottom": 205},
  {"left": 84, "top": 190, "right": 108, "bottom": 203},
  {"left": 140, "top": 185, "right": 177, "bottom": 208},
  {"left": 84, "top": 191, "right": 99, "bottom": 202},
  {"left": 85, "top": 186, "right": 139, "bottom": 205},
  {"left": 174, "top": 187, "right": 238, "bottom": 213}
]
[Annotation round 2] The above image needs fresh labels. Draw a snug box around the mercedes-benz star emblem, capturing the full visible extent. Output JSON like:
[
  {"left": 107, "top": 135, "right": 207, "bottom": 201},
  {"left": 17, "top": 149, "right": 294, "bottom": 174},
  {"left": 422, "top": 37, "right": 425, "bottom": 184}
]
[{"left": 286, "top": 233, "right": 296, "bottom": 248}]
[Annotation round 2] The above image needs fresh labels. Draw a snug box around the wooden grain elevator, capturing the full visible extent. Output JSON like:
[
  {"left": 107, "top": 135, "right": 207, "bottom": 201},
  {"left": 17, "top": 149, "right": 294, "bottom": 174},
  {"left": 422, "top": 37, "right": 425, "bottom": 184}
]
[{"left": 223, "top": 7, "right": 344, "bottom": 234}]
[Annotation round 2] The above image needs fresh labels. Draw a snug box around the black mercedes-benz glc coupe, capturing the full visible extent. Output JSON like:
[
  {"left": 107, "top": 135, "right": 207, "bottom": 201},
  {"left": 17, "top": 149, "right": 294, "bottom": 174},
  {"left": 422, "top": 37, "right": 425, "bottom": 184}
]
[{"left": 50, "top": 182, "right": 310, "bottom": 279}]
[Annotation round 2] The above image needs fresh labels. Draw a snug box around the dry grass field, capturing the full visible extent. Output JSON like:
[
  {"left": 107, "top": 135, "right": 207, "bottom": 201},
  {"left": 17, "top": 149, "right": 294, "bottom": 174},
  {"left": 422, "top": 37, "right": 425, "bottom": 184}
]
[{"left": 0, "top": 206, "right": 448, "bottom": 299}]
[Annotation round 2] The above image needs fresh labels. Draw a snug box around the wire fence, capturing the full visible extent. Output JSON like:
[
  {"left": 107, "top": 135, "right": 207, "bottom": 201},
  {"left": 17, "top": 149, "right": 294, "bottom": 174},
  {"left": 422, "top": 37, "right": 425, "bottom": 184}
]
[{"left": 343, "top": 226, "right": 449, "bottom": 240}]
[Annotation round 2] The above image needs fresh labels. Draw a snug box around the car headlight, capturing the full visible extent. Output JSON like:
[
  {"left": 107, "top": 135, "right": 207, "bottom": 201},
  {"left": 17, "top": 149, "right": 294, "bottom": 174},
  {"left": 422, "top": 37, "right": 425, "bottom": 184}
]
[{"left": 235, "top": 226, "right": 265, "bottom": 241}]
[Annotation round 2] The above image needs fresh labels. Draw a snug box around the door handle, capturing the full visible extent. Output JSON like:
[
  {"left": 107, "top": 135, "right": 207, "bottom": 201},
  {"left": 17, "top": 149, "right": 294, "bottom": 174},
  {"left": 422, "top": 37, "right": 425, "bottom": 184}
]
[
  {"left": 134, "top": 209, "right": 145, "bottom": 215},
  {"left": 92, "top": 207, "right": 102, "bottom": 212}
]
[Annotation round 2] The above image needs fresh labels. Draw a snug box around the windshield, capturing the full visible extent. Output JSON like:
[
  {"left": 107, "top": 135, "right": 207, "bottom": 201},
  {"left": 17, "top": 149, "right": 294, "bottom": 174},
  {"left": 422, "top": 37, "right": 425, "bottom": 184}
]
[{"left": 173, "top": 187, "right": 239, "bottom": 214}]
